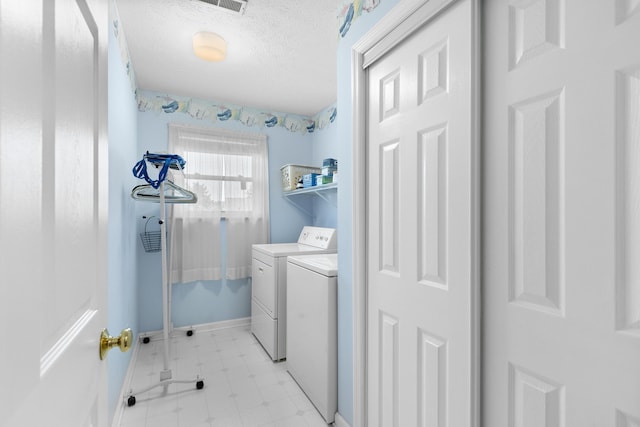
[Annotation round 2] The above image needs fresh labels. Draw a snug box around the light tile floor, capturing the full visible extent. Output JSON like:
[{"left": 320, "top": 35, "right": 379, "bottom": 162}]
[{"left": 117, "top": 325, "right": 329, "bottom": 427}]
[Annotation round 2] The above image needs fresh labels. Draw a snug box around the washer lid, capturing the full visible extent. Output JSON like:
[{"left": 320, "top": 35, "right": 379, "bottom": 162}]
[
  {"left": 252, "top": 243, "right": 336, "bottom": 257},
  {"left": 287, "top": 253, "right": 338, "bottom": 277}
]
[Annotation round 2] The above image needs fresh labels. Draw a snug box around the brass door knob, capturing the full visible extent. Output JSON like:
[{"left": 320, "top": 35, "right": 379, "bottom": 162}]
[{"left": 99, "top": 328, "right": 133, "bottom": 360}]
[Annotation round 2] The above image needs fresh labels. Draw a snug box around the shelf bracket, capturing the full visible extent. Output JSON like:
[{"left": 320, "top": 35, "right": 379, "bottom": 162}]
[
  {"left": 282, "top": 183, "right": 337, "bottom": 214},
  {"left": 314, "top": 189, "right": 336, "bottom": 207},
  {"left": 284, "top": 196, "right": 313, "bottom": 216}
]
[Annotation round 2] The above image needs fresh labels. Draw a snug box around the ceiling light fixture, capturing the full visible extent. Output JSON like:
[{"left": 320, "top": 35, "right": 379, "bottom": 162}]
[{"left": 192, "top": 31, "right": 227, "bottom": 62}]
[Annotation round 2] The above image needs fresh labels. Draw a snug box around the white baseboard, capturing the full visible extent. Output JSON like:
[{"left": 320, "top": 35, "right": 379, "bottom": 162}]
[
  {"left": 334, "top": 412, "right": 351, "bottom": 427},
  {"left": 111, "top": 316, "right": 251, "bottom": 426}
]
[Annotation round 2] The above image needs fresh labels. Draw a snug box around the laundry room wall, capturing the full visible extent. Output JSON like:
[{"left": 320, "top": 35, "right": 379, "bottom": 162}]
[
  {"left": 310, "top": 111, "right": 339, "bottom": 229},
  {"left": 134, "top": 90, "right": 336, "bottom": 331},
  {"left": 107, "top": 2, "right": 140, "bottom": 423}
]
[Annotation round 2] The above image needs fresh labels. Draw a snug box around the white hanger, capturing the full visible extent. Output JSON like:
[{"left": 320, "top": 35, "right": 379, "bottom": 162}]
[{"left": 131, "top": 180, "right": 198, "bottom": 204}]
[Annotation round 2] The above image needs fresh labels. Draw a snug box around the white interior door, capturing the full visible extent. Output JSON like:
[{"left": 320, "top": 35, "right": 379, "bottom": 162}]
[
  {"left": 366, "top": 0, "right": 477, "bottom": 425},
  {"left": 0, "top": 0, "right": 109, "bottom": 426},
  {"left": 484, "top": 0, "right": 640, "bottom": 425}
]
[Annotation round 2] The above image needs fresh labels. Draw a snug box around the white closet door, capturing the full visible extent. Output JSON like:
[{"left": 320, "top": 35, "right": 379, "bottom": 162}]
[
  {"left": 0, "top": 0, "right": 109, "bottom": 425},
  {"left": 483, "top": 0, "right": 640, "bottom": 425},
  {"left": 366, "top": 1, "right": 476, "bottom": 426}
]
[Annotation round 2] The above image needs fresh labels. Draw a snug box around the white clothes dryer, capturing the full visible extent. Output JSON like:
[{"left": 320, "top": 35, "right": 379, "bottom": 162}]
[
  {"left": 251, "top": 226, "right": 336, "bottom": 361},
  {"left": 286, "top": 253, "right": 338, "bottom": 423}
]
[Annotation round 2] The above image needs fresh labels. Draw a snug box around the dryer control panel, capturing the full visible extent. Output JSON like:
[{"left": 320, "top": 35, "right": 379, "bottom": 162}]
[{"left": 297, "top": 226, "right": 337, "bottom": 250}]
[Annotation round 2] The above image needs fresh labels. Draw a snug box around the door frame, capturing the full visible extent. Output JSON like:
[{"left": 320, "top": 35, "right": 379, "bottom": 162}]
[{"left": 350, "top": 1, "right": 481, "bottom": 425}]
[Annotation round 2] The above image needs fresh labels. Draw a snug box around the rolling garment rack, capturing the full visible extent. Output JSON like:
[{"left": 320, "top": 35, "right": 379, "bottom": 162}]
[{"left": 127, "top": 152, "right": 202, "bottom": 406}]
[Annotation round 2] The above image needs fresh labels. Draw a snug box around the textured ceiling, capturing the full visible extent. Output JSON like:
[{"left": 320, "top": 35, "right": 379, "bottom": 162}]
[{"left": 115, "top": 0, "right": 339, "bottom": 117}]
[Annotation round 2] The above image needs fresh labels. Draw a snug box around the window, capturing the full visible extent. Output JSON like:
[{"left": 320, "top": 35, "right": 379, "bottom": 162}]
[
  {"left": 170, "top": 125, "right": 268, "bottom": 217},
  {"left": 168, "top": 124, "right": 270, "bottom": 281}
]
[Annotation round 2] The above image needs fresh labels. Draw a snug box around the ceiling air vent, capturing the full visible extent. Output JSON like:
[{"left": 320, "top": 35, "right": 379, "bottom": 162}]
[{"left": 197, "top": 0, "right": 247, "bottom": 15}]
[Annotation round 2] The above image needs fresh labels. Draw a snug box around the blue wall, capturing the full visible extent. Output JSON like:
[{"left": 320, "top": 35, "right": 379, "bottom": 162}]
[
  {"left": 310, "top": 116, "right": 339, "bottom": 228},
  {"left": 107, "top": 6, "right": 139, "bottom": 424},
  {"left": 335, "top": 1, "right": 399, "bottom": 424},
  {"left": 135, "top": 95, "right": 337, "bottom": 331}
]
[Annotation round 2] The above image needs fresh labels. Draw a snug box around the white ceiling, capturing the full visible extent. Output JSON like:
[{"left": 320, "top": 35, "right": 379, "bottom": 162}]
[{"left": 115, "top": 0, "right": 339, "bottom": 117}]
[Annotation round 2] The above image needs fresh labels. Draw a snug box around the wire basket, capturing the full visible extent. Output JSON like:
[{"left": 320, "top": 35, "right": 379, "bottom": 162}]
[
  {"left": 140, "top": 230, "right": 162, "bottom": 253},
  {"left": 139, "top": 216, "right": 163, "bottom": 253}
]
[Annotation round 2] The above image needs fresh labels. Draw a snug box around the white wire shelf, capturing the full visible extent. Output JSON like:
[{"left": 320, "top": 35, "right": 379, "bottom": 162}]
[
  {"left": 283, "top": 182, "right": 337, "bottom": 197},
  {"left": 282, "top": 183, "right": 338, "bottom": 215}
]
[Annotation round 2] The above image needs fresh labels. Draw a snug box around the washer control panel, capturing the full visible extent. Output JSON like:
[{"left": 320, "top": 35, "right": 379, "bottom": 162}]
[{"left": 297, "top": 226, "right": 337, "bottom": 250}]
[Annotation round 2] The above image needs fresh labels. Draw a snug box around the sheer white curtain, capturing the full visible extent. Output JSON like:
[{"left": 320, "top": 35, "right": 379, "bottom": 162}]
[{"left": 168, "top": 124, "right": 270, "bottom": 283}]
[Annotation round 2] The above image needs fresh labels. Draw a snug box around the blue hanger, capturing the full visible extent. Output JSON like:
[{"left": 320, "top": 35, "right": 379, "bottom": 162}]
[{"left": 132, "top": 151, "right": 186, "bottom": 189}]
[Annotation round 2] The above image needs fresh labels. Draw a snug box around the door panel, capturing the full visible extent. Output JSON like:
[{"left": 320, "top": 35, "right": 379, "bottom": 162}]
[
  {"left": 484, "top": 0, "right": 640, "bottom": 425},
  {"left": 367, "top": 1, "right": 476, "bottom": 425},
  {"left": 0, "top": 0, "right": 108, "bottom": 425},
  {"left": 509, "top": 89, "right": 564, "bottom": 315}
]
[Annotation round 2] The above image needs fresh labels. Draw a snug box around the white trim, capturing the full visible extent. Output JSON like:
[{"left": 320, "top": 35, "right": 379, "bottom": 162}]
[
  {"left": 469, "top": 0, "right": 482, "bottom": 425},
  {"left": 350, "top": 1, "right": 480, "bottom": 426},
  {"left": 334, "top": 412, "right": 352, "bottom": 427},
  {"left": 168, "top": 122, "right": 268, "bottom": 143},
  {"left": 350, "top": 38, "right": 368, "bottom": 427},
  {"left": 360, "top": 0, "right": 455, "bottom": 68}
]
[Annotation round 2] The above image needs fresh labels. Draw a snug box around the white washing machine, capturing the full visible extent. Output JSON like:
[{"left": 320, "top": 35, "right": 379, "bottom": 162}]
[
  {"left": 286, "top": 253, "right": 338, "bottom": 423},
  {"left": 251, "top": 226, "right": 337, "bottom": 361}
]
